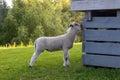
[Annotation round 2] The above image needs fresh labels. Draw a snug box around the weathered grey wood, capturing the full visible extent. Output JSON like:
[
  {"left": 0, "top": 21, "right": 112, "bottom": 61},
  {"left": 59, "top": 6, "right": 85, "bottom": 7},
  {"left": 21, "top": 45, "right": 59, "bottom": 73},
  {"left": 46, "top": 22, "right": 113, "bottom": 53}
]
[
  {"left": 87, "top": 11, "right": 92, "bottom": 21},
  {"left": 83, "top": 17, "right": 120, "bottom": 28},
  {"left": 83, "top": 42, "right": 120, "bottom": 55},
  {"left": 84, "top": 30, "right": 120, "bottom": 41},
  {"left": 117, "top": 11, "right": 120, "bottom": 16},
  {"left": 82, "top": 54, "right": 120, "bottom": 68},
  {"left": 71, "top": 0, "right": 120, "bottom": 68},
  {"left": 71, "top": 0, "right": 120, "bottom": 11}
]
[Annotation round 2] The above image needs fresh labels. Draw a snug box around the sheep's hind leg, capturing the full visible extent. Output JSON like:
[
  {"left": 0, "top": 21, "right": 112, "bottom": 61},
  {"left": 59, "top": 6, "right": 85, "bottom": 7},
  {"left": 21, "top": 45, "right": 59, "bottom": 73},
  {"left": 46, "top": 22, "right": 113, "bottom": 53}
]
[{"left": 29, "top": 50, "right": 43, "bottom": 68}]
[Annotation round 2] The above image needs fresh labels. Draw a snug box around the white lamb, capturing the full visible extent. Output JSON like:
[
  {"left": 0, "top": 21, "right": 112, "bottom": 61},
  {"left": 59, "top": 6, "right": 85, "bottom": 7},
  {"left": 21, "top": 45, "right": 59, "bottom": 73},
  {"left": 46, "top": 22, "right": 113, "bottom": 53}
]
[{"left": 29, "top": 22, "right": 81, "bottom": 68}]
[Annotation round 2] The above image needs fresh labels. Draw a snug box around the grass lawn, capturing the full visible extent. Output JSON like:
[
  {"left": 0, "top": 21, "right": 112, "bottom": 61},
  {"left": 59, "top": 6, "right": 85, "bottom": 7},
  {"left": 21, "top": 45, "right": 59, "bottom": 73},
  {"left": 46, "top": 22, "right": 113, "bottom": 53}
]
[{"left": 0, "top": 43, "right": 120, "bottom": 80}]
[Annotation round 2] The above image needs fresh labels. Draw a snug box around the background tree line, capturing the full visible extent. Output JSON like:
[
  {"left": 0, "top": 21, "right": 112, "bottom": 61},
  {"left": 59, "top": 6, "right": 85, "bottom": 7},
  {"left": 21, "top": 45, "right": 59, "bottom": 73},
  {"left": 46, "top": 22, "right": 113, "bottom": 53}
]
[{"left": 0, "top": 0, "right": 84, "bottom": 46}]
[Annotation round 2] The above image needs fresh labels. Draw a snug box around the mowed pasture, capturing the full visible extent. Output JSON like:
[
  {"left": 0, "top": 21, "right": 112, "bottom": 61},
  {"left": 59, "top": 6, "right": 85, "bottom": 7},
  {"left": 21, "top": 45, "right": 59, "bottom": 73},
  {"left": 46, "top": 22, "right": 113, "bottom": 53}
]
[{"left": 0, "top": 43, "right": 120, "bottom": 80}]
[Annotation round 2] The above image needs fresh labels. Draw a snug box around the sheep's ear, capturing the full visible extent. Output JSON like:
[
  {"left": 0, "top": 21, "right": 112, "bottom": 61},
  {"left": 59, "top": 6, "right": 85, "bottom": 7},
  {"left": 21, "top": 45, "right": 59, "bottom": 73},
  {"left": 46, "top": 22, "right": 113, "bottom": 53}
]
[{"left": 69, "top": 24, "right": 73, "bottom": 27}]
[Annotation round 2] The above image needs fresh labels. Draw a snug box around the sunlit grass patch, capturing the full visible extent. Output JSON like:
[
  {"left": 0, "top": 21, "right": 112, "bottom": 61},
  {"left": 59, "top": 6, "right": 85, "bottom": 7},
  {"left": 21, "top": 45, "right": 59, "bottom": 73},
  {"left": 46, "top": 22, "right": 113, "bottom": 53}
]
[
  {"left": 74, "top": 42, "right": 82, "bottom": 45},
  {"left": 0, "top": 42, "right": 81, "bottom": 49},
  {"left": 0, "top": 43, "right": 33, "bottom": 50}
]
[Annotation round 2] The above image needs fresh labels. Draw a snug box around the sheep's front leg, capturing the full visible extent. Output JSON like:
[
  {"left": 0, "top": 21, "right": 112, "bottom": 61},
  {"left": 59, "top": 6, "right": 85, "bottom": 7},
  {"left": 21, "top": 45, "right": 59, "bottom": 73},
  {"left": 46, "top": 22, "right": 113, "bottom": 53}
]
[{"left": 63, "top": 49, "right": 70, "bottom": 67}]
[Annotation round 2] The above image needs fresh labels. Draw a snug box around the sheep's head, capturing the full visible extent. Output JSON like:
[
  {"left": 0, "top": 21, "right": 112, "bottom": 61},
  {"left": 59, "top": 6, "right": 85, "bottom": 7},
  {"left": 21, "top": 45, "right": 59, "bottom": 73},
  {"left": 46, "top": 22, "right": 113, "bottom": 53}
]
[{"left": 69, "top": 22, "right": 81, "bottom": 31}]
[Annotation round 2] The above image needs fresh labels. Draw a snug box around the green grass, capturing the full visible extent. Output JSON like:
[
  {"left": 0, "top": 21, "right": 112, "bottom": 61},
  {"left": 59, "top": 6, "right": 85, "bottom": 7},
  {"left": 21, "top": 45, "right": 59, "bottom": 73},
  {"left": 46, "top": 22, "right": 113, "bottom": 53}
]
[{"left": 0, "top": 43, "right": 120, "bottom": 80}]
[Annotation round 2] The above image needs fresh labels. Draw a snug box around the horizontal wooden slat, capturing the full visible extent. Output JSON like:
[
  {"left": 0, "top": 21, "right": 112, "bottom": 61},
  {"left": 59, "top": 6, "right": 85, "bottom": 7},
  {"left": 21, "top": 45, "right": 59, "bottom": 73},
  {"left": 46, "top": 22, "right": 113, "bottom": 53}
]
[
  {"left": 83, "top": 42, "right": 120, "bottom": 55},
  {"left": 82, "top": 54, "right": 120, "bottom": 68},
  {"left": 84, "top": 30, "right": 120, "bottom": 41},
  {"left": 83, "top": 17, "right": 120, "bottom": 28},
  {"left": 71, "top": 0, "right": 120, "bottom": 11}
]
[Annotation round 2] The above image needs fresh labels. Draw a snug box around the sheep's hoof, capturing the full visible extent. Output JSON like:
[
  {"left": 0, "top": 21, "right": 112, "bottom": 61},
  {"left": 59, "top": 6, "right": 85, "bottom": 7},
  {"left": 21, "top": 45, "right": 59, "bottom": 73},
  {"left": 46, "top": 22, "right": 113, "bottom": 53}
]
[
  {"left": 29, "top": 66, "right": 33, "bottom": 68},
  {"left": 63, "top": 65, "right": 70, "bottom": 68}
]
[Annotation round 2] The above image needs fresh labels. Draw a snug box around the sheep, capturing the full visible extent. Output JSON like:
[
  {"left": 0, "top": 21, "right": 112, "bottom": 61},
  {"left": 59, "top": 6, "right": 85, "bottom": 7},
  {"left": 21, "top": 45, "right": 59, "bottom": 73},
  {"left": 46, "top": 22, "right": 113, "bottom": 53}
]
[{"left": 29, "top": 22, "right": 81, "bottom": 68}]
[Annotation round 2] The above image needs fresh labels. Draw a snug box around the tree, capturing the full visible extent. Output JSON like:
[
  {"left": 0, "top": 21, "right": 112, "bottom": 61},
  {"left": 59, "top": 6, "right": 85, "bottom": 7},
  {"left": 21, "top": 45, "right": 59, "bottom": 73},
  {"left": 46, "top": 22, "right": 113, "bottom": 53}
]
[
  {"left": 31, "top": 25, "right": 44, "bottom": 41},
  {"left": 1, "top": 12, "right": 18, "bottom": 44},
  {"left": 0, "top": 0, "right": 85, "bottom": 45},
  {"left": 0, "top": 0, "right": 8, "bottom": 45},
  {"left": 12, "top": 26, "right": 28, "bottom": 45}
]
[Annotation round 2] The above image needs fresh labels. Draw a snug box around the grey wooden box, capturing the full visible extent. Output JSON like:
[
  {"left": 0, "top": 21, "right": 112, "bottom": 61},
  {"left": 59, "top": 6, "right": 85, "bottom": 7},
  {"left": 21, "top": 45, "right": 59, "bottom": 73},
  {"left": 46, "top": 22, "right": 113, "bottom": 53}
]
[
  {"left": 71, "top": 0, "right": 120, "bottom": 11},
  {"left": 71, "top": 0, "right": 120, "bottom": 68}
]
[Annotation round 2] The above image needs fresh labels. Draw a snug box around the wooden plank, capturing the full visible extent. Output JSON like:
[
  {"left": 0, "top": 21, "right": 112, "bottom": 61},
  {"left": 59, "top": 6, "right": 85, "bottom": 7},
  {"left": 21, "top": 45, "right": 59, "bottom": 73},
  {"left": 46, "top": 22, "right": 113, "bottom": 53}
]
[
  {"left": 83, "top": 17, "right": 120, "bottom": 28},
  {"left": 83, "top": 42, "right": 120, "bottom": 55},
  {"left": 84, "top": 30, "right": 120, "bottom": 41},
  {"left": 71, "top": 0, "right": 120, "bottom": 11},
  {"left": 82, "top": 54, "right": 120, "bottom": 68}
]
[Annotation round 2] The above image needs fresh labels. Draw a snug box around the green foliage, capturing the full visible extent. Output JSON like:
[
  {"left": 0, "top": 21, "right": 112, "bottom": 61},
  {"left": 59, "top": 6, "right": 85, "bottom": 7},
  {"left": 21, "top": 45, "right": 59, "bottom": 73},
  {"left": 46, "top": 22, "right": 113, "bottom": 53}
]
[
  {"left": 12, "top": 26, "right": 29, "bottom": 45},
  {"left": 0, "top": 0, "right": 85, "bottom": 45},
  {"left": 1, "top": 12, "right": 18, "bottom": 44},
  {"left": 31, "top": 25, "right": 44, "bottom": 41},
  {"left": 0, "top": 1, "right": 9, "bottom": 45},
  {"left": 28, "top": 39, "right": 33, "bottom": 47}
]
